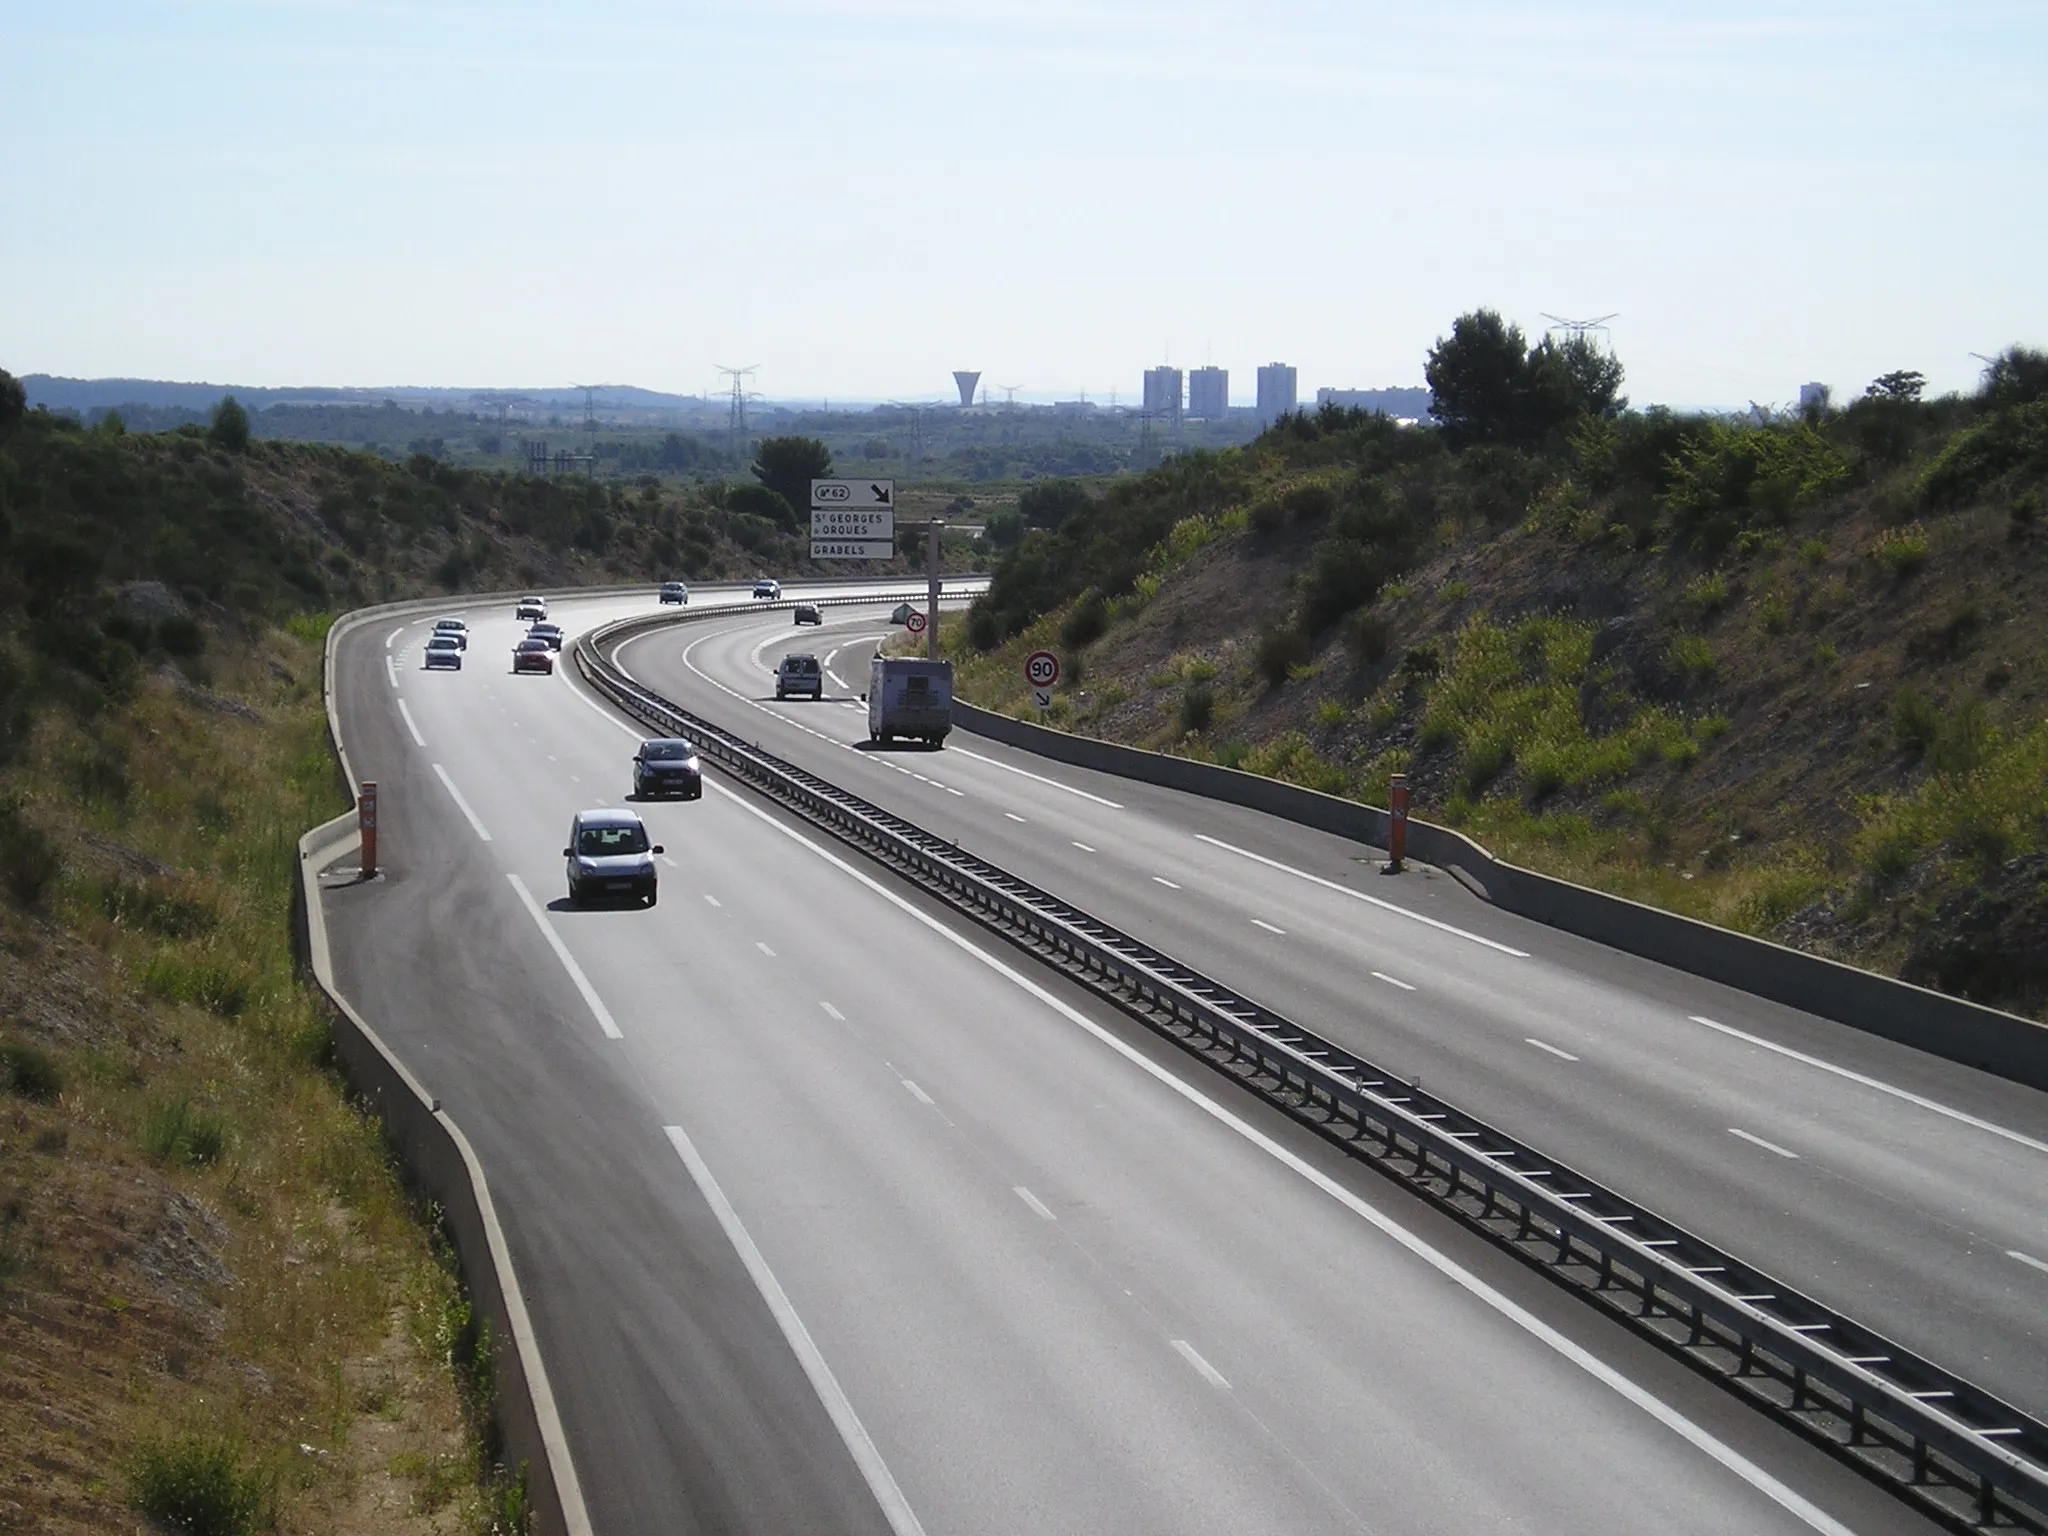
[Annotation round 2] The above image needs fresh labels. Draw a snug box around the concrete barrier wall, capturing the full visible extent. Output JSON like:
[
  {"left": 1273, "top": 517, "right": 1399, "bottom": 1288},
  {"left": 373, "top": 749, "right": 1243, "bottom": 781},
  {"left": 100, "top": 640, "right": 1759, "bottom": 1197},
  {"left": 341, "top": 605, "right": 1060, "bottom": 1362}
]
[{"left": 953, "top": 702, "right": 2048, "bottom": 1091}]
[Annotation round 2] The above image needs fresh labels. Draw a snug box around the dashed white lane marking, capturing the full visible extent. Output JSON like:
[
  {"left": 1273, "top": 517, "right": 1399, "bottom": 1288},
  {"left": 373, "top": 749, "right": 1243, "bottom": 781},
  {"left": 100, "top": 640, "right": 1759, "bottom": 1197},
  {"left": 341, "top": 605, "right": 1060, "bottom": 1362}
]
[
  {"left": 1171, "top": 1340, "right": 1232, "bottom": 1390},
  {"left": 757, "top": 941, "right": 777, "bottom": 957},
  {"left": 663, "top": 1125, "right": 927, "bottom": 1536},
  {"left": 1013, "top": 1186, "right": 1057, "bottom": 1222},
  {"left": 1072, "top": 842, "right": 1096, "bottom": 853},
  {"left": 2009, "top": 1251, "right": 2048, "bottom": 1276},
  {"left": 385, "top": 655, "right": 398, "bottom": 688},
  {"left": 1729, "top": 1128, "right": 1800, "bottom": 1160},
  {"left": 385, "top": 626, "right": 404, "bottom": 648},
  {"left": 507, "top": 874, "right": 622, "bottom": 1039},
  {"left": 431, "top": 763, "right": 493, "bottom": 842},
  {"left": 1251, "top": 919, "right": 1286, "bottom": 936},
  {"left": 1686, "top": 1016, "right": 2048, "bottom": 1156},
  {"left": 1195, "top": 834, "right": 1530, "bottom": 957},
  {"left": 948, "top": 746, "right": 1123, "bottom": 808},
  {"left": 1372, "top": 971, "right": 1416, "bottom": 991},
  {"left": 398, "top": 698, "right": 427, "bottom": 746},
  {"left": 660, "top": 855, "right": 678, "bottom": 868},
  {"left": 821, "top": 1001, "right": 845, "bottom": 1021},
  {"left": 902, "top": 1079, "right": 934, "bottom": 1106},
  {"left": 1152, "top": 876, "right": 1181, "bottom": 889},
  {"left": 569, "top": 774, "right": 581, "bottom": 784},
  {"left": 1004, "top": 812, "right": 1027, "bottom": 823},
  {"left": 548, "top": 754, "right": 559, "bottom": 762},
  {"left": 701, "top": 779, "right": 1861, "bottom": 1536},
  {"left": 704, "top": 894, "right": 722, "bottom": 907},
  {"left": 1525, "top": 1038, "right": 1580, "bottom": 1062}
]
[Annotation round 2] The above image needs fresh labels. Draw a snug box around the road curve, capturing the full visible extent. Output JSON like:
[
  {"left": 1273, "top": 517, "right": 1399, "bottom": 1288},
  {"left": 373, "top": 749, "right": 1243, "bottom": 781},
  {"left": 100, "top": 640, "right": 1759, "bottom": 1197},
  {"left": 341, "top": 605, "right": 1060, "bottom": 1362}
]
[
  {"left": 321, "top": 584, "right": 1940, "bottom": 1534},
  {"left": 618, "top": 599, "right": 2048, "bottom": 1423}
]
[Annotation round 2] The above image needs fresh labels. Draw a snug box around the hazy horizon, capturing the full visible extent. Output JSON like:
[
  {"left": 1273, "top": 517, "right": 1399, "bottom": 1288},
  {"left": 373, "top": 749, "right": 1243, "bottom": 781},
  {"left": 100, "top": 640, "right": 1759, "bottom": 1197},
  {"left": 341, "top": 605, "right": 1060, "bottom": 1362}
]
[{"left": 7, "top": 2, "right": 2042, "bottom": 411}]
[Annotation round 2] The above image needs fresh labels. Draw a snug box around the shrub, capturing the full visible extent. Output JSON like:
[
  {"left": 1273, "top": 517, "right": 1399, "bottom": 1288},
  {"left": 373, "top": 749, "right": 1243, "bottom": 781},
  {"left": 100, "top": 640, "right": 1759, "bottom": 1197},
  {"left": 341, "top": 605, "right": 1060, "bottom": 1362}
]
[
  {"left": 142, "top": 1098, "right": 228, "bottom": 1167},
  {"left": 1060, "top": 591, "right": 1109, "bottom": 650},
  {"left": 1315, "top": 699, "right": 1349, "bottom": 730},
  {"left": 0, "top": 796, "right": 60, "bottom": 907},
  {"left": 1929, "top": 697, "right": 1996, "bottom": 777},
  {"left": 1870, "top": 522, "right": 1930, "bottom": 576},
  {"left": 1662, "top": 423, "right": 1849, "bottom": 551},
  {"left": 101, "top": 877, "right": 219, "bottom": 938},
  {"left": 1178, "top": 681, "right": 1215, "bottom": 734},
  {"left": 141, "top": 951, "right": 254, "bottom": 1017},
  {"left": 1254, "top": 627, "right": 1313, "bottom": 688},
  {"left": 156, "top": 615, "right": 207, "bottom": 657},
  {"left": 1671, "top": 634, "right": 1718, "bottom": 677},
  {"left": 1348, "top": 612, "right": 1392, "bottom": 664},
  {"left": 1798, "top": 538, "right": 1828, "bottom": 566},
  {"left": 1298, "top": 537, "right": 1391, "bottom": 634},
  {"left": 1920, "top": 399, "right": 2048, "bottom": 507},
  {"left": 206, "top": 397, "right": 251, "bottom": 454},
  {"left": 1, "top": 1040, "right": 64, "bottom": 1102},
  {"left": 1683, "top": 572, "right": 1730, "bottom": 619},
  {"left": 1757, "top": 591, "right": 1790, "bottom": 633},
  {"left": 130, "top": 1433, "right": 265, "bottom": 1536}
]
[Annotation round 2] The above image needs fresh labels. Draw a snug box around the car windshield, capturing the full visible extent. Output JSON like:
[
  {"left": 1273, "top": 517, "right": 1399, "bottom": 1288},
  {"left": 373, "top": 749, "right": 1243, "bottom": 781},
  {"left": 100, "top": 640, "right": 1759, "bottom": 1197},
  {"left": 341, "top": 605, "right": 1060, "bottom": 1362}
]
[
  {"left": 429, "top": 635, "right": 457, "bottom": 647},
  {"left": 644, "top": 741, "right": 694, "bottom": 760},
  {"left": 518, "top": 639, "right": 546, "bottom": 650},
  {"left": 578, "top": 825, "right": 649, "bottom": 856}
]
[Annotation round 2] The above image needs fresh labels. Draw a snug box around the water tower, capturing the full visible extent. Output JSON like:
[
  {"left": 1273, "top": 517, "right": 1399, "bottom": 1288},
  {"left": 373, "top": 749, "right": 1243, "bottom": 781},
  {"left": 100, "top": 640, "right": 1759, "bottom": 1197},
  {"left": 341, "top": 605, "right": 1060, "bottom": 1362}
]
[{"left": 952, "top": 371, "right": 981, "bottom": 408}]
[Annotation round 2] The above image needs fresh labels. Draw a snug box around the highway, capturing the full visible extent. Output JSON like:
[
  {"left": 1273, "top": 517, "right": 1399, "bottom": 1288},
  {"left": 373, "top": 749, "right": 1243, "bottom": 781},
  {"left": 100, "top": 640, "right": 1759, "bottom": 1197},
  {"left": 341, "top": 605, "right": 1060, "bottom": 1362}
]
[
  {"left": 616, "top": 599, "right": 2048, "bottom": 1422},
  {"left": 321, "top": 584, "right": 1946, "bottom": 1534}
]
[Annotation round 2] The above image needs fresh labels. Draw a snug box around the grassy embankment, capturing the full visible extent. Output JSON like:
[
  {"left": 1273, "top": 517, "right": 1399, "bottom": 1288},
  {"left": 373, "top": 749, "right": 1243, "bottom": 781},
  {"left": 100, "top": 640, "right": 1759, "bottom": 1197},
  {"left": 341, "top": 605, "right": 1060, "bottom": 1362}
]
[{"left": 956, "top": 366, "right": 2048, "bottom": 1015}]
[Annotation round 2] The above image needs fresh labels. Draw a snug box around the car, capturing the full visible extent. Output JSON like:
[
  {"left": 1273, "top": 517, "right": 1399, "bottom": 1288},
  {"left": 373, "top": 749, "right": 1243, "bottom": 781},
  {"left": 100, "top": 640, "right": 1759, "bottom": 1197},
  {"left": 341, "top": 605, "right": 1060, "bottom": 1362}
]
[
  {"left": 752, "top": 579, "right": 781, "bottom": 600},
  {"left": 516, "top": 595, "right": 548, "bottom": 622},
  {"left": 563, "top": 809, "right": 663, "bottom": 907},
  {"left": 432, "top": 617, "right": 469, "bottom": 650},
  {"left": 793, "top": 602, "right": 822, "bottom": 625},
  {"left": 527, "top": 622, "right": 565, "bottom": 651},
  {"left": 632, "top": 737, "right": 703, "bottom": 800},
  {"left": 775, "top": 653, "right": 823, "bottom": 700},
  {"left": 512, "top": 637, "right": 554, "bottom": 674},
  {"left": 424, "top": 633, "right": 463, "bottom": 670},
  {"left": 659, "top": 581, "right": 689, "bottom": 605}
]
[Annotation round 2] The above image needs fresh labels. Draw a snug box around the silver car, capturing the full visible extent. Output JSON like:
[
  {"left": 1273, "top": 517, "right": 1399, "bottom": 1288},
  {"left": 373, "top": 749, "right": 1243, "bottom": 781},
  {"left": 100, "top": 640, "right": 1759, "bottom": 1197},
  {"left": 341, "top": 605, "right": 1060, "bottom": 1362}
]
[
  {"left": 563, "top": 809, "right": 663, "bottom": 907},
  {"left": 424, "top": 633, "right": 463, "bottom": 670}
]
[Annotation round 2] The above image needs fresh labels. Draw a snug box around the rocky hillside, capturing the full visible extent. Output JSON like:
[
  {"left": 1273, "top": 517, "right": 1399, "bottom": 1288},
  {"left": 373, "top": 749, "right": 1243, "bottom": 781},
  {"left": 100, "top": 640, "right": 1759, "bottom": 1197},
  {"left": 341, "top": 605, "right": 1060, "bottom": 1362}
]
[{"left": 956, "top": 351, "right": 2048, "bottom": 1017}]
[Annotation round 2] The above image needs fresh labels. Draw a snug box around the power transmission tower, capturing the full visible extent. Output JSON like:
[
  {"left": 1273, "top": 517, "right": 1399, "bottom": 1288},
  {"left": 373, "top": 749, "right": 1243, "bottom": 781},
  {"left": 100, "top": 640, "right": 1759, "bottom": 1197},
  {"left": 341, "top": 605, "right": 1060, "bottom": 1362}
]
[
  {"left": 715, "top": 364, "right": 758, "bottom": 458},
  {"left": 1541, "top": 313, "right": 1618, "bottom": 345},
  {"left": 571, "top": 383, "right": 626, "bottom": 434}
]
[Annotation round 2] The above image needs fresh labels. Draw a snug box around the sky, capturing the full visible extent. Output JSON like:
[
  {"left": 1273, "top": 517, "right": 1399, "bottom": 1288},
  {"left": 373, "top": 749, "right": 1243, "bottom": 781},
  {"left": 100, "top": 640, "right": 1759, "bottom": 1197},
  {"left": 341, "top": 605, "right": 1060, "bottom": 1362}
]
[{"left": 3, "top": 1, "right": 2043, "bottom": 409}]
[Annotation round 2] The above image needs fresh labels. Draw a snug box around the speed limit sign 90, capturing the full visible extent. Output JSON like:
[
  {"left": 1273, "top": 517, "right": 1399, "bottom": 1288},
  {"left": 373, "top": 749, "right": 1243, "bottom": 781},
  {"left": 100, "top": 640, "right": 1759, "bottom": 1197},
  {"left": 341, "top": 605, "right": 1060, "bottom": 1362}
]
[{"left": 1024, "top": 650, "right": 1060, "bottom": 687}]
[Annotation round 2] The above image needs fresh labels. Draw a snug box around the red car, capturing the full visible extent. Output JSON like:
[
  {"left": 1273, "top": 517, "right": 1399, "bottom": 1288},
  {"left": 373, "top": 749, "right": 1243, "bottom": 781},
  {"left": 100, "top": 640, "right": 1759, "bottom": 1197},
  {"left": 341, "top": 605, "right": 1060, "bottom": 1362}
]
[{"left": 512, "top": 637, "right": 554, "bottom": 675}]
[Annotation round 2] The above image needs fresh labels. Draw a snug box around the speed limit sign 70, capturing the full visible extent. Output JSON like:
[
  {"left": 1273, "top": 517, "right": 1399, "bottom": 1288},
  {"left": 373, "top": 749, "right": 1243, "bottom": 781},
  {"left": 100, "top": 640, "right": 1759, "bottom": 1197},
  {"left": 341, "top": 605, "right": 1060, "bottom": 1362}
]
[
  {"left": 905, "top": 609, "right": 928, "bottom": 634},
  {"left": 1024, "top": 650, "right": 1060, "bottom": 688}
]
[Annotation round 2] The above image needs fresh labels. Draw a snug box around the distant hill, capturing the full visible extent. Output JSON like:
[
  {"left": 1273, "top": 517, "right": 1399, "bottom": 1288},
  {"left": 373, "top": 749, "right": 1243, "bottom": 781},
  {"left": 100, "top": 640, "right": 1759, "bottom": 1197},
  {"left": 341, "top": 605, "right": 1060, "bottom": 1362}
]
[{"left": 21, "top": 375, "right": 720, "bottom": 419}]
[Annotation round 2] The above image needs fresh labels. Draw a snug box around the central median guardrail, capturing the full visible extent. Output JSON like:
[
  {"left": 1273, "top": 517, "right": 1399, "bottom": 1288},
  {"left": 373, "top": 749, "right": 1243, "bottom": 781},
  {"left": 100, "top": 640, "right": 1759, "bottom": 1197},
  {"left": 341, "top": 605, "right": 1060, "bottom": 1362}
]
[{"left": 576, "top": 608, "right": 2048, "bottom": 1536}]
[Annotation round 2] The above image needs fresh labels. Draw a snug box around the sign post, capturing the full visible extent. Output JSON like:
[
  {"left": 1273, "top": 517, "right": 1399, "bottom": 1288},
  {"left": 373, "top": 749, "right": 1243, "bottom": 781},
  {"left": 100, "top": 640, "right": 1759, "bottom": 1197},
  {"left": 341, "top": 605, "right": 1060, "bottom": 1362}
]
[
  {"left": 927, "top": 520, "right": 941, "bottom": 661},
  {"left": 1024, "top": 650, "right": 1059, "bottom": 711},
  {"left": 1383, "top": 773, "right": 1409, "bottom": 874},
  {"left": 809, "top": 479, "right": 895, "bottom": 560},
  {"left": 358, "top": 781, "right": 378, "bottom": 879}
]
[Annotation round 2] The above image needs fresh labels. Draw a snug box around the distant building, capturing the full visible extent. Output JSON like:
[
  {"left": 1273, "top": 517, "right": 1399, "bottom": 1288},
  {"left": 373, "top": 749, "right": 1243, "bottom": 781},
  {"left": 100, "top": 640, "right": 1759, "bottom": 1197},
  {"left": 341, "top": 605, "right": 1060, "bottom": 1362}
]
[
  {"left": 1142, "top": 366, "right": 1183, "bottom": 418},
  {"left": 1315, "top": 386, "right": 1433, "bottom": 420},
  {"left": 952, "top": 371, "right": 981, "bottom": 408},
  {"left": 1798, "top": 382, "right": 1832, "bottom": 414},
  {"left": 1256, "top": 362, "right": 1297, "bottom": 424},
  {"left": 1187, "top": 366, "right": 1228, "bottom": 420}
]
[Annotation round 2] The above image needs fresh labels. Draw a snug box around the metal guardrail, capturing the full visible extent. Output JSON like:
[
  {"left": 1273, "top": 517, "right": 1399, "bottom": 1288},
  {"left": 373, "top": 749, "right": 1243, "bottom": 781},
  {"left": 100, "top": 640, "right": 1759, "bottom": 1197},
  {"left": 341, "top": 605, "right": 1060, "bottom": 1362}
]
[{"left": 574, "top": 614, "right": 2048, "bottom": 1536}]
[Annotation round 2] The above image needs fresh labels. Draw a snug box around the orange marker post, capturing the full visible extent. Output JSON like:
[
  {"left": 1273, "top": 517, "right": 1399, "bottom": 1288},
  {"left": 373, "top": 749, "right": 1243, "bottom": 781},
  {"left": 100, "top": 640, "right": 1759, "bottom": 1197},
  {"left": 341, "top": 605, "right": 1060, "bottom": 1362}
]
[
  {"left": 359, "top": 781, "right": 378, "bottom": 879},
  {"left": 1384, "top": 773, "right": 1409, "bottom": 874}
]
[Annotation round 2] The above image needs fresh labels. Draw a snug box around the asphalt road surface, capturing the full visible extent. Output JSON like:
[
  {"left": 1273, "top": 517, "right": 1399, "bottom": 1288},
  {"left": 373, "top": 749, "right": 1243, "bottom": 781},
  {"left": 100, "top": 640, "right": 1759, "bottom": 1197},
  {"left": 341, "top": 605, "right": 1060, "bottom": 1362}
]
[
  {"left": 615, "top": 598, "right": 2048, "bottom": 1422},
  {"left": 322, "top": 584, "right": 1946, "bottom": 1534}
]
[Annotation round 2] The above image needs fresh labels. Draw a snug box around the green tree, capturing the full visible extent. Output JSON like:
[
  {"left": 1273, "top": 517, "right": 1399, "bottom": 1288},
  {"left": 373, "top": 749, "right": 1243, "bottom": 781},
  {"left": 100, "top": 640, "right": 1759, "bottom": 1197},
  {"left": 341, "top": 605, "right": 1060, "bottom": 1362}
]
[
  {"left": 1866, "top": 369, "right": 1926, "bottom": 403},
  {"left": 0, "top": 368, "right": 24, "bottom": 429},
  {"left": 725, "top": 483, "right": 797, "bottom": 530},
  {"left": 751, "top": 436, "right": 832, "bottom": 521},
  {"left": 1018, "top": 477, "right": 1091, "bottom": 531},
  {"left": 1980, "top": 346, "right": 2048, "bottom": 410},
  {"left": 208, "top": 395, "right": 251, "bottom": 453},
  {"left": 1426, "top": 310, "right": 1531, "bottom": 447}
]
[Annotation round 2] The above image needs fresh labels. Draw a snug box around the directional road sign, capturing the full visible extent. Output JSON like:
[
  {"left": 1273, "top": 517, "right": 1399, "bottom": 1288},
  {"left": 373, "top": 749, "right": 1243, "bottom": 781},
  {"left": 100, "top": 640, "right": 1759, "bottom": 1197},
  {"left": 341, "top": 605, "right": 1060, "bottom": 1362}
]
[
  {"left": 810, "top": 479, "right": 895, "bottom": 557},
  {"left": 1024, "top": 650, "right": 1060, "bottom": 688},
  {"left": 1031, "top": 687, "right": 1053, "bottom": 711}
]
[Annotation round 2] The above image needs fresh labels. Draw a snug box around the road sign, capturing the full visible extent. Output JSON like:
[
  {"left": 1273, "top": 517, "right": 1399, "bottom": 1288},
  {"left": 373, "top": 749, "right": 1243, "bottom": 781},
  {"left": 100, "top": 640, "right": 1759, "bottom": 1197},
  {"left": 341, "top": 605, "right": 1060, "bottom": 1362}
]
[
  {"left": 810, "top": 479, "right": 894, "bottom": 509},
  {"left": 904, "top": 609, "right": 928, "bottom": 635},
  {"left": 810, "top": 480, "right": 895, "bottom": 555},
  {"left": 1031, "top": 687, "right": 1053, "bottom": 711},
  {"left": 1024, "top": 650, "right": 1060, "bottom": 687}
]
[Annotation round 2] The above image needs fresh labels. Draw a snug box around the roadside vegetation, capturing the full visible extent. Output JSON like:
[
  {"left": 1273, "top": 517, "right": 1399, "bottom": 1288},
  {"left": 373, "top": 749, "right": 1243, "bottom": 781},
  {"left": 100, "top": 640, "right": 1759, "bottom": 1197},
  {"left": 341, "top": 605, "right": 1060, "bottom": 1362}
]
[
  {"left": 0, "top": 371, "right": 536, "bottom": 1531},
  {"left": 955, "top": 323, "right": 2048, "bottom": 1016}
]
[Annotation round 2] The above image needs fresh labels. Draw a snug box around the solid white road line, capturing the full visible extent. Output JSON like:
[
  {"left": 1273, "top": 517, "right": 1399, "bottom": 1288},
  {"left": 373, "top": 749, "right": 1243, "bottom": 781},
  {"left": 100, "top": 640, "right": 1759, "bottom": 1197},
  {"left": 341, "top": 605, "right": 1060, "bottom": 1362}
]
[
  {"left": 1687, "top": 1015, "right": 2048, "bottom": 1156},
  {"left": 2009, "top": 1250, "right": 2048, "bottom": 1276},
  {"left": 821, "top": 1001, "right": 845, "bottom": 1021},
  {"left": 385, "top": 626, "right": 404, "bottom": 648},
  {"left": 902, "top": 1079, "right": 935, "bottom": 1106},
  {"left": 664, "top": 1125, "right": 927, "bottom": 1536},
  {"left": 700, "top": 782, "right": 1856, "bottom": 1536},
  {"left": 1729, "top": 1128, "right": 1800, "bottom": 1159},
  {"left": 946, "top": 747, "right": 1124, "bottom": 808},
  {"left": 1072, "top": 842, "right": 1095, "bottom": 853},
  {"left": 1251, "top": 919, "right": 1286, "bottom": 936},
  {"left": 1171, "top": 1339, "right": 1232, "bottom": 1390},
  {"left": 1152, "top": 876, "right": 1181, "bottom": 889},
  {"left": 757, "top": 941, "right": 777, "bottom": 957},
  {"left": 506, "top": 874, "right": 623, "bottom": 1039},
  {"left": 1013, "top": 1186, "right": 1056, "bottom": 1222},
  {"left": 1372, "top": 971, "right": 1417, "bottom": 991},
  {"left": 398, "top": 698, "right": 427, "bottom": 747},
  {"left": 1525, "top": 1038, "right": 1581, "bottom": 1062},
  {"left": 432, "top": 763, "right": 493, "bottom": 842},
  {"left": 385, "top": 655, "right": 398, "bottom": 688},
  {"left": 1195, "top": 834, "right": 1530, "bottom": 957}
]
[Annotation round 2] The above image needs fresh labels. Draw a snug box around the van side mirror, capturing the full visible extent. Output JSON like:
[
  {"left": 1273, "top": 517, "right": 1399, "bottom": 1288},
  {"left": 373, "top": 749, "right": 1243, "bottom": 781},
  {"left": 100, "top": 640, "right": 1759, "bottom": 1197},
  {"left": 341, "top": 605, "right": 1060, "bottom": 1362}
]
[
  {"left": 652, "top": 844, "right": 665, "bottom": 855},
  {"left": 561, "top": 847, "right": 572, "bottom": 857},
  {"left": 860, "top": 692, "right": 868, "bottom": 702}
]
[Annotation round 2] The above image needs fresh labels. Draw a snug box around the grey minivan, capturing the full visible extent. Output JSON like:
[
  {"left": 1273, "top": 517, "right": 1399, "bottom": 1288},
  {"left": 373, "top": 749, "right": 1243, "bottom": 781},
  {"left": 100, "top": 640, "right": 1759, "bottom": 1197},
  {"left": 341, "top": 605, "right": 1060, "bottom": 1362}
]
[{"left": 563, "top": 809, "right": 664, "bottom": 907}]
